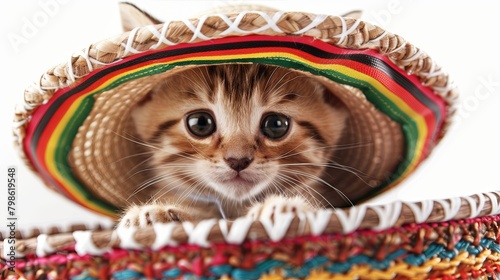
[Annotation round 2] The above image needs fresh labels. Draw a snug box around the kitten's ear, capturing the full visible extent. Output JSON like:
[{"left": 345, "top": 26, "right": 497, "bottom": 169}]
[
  {"left": 341, "top": 10, "right": 363, "bottom": 19},
  {"left": 119, "top": 2, "right": 162, "bottom": 32}
]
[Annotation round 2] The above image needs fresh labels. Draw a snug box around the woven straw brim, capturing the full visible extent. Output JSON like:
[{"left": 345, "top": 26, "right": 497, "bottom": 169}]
[{"left": 13, "top": 10, "right": 457, "bottom": 215}]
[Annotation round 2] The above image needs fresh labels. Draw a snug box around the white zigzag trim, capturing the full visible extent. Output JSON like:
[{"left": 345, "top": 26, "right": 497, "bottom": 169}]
[
  {"left": 73, "top": 230, "right": 109, "bottom": 255},
  {"left": 36, "top": 234, "right": 56, "bottom": 257},
  {"left": 372, "top": 201, "right": 402, "bottom": 231},
  {"left": 436, "top": 197, "right": 462, "bottom": 221},
  {"left": 335, "top": 205, "right": 366, "bottom": 233},
  {"left": 406, "top": 200, "right": 434, "bottom": 223}
]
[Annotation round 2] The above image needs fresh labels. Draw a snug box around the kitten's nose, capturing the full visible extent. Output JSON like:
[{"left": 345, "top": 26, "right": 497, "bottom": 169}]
[{"left": 224, "top": 157, "right": 253, "bottom": 172}]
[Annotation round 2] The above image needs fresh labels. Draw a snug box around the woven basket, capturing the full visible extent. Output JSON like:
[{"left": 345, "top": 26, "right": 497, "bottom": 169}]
[
  {"left": 2, "top": 192, "right": 500, "bottom": 279},
  {"left": 3, "top": 3, "right": 499, "bottom": 280}
]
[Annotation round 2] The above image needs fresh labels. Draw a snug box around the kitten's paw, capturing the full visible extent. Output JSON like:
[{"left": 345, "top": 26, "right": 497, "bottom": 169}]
[
  {"left": 247, "top": 195, "right": 314, "bottom": 221},
  {"left": 118, "top": 204, "right": 191, "bottom": 228}
]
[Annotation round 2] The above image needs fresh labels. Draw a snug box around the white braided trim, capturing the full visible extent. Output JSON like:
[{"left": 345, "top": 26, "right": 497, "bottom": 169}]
[
  {"left": 219, "top": 217, "right": 254, "bottom": 244},
  {"left": 218, "top": 11, "right": 285, "bottom": 36},
  {"left": 406, "top": 200, "right": 434, "bottom": 223},
  {"left": 465, "top": 193, "right": 486, "bottom": 218},
  {"left": 67, "top": 46, "right": 107, "bottom": 81},
  {"left": 121, "top": 27, "right": 143, "bottom": 57},
  {"left": 3, "top": 193, "right": 500, "bottom": 259},
  {"left": 184, "top": 219, "right": 218, "bottom": 247},
  {"left": 436, "top": 197, "right": 462, "bottom": 221},
  {"left": 115, "top": 226, "right": 143, "bottom": 250},
  {"left": 61, "top": 192, "right": 500, "bottom": 257},
  {"left": 151, "top": 222, "right": 178, "bottom": 250},
  {"left": 485, "top": 192, "right": 500, "bottom": 215},
  {"left": 260, "top": 211, "right": 297, "bottom": 242},
  {"left": 372, "top": 201, "right": 402, "bottom": 231},
  {"left": 73, "top": 230, "right": 109, "bottom": 255},
  {"left": 306, "top": 209, "right": 332, "bottom": 236},
  {"left": 12, "top": 119, "right": 27, "bottom": 129},
  {"left": 335, "top": 205, "right": 367, "bottom": 233},
  {"left": 401, "top": 48, "right": 423, "bottom": 64},
  {"left": 35, "top": 234, "right": 56, "bottom": 257},
  {"left": 367, "top": 30, "right": 388, "bottom": 43},
  {"left": 432, "top": 83, "right": 456, "bottom": 94},
  {"left": 292, "top": 14, "right": 328, "bottom": 34},
  {"left": 333, "top": 17, "right": 361, "bottom": 45},
  {"left": 147, "top": 22, "right": 177, "bottom": 48}
]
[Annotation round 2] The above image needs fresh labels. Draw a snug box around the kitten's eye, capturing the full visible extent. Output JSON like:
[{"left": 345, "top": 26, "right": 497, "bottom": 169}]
[
  {"left": 261, "top": 113, "right": 290, "bottom": 140},
  {"left": 186, "top": 111, "right": 216, "bottom": 138}
]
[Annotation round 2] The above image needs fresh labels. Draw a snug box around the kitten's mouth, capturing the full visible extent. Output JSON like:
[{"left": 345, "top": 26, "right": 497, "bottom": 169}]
[
  {"left": 210, "top": 171, "right": 268, "bottom": 200},
  {"left": 222, "top": 173, "right": 254, "bottom": 186}
]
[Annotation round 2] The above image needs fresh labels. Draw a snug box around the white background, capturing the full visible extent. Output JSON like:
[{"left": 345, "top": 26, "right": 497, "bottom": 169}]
[{"left": 0, "top": 0, "right": 499, "bottom": 234}]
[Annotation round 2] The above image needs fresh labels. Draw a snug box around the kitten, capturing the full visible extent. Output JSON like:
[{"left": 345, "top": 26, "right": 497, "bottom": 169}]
[{"left": 120, "top": 64, "right": 348, "bottom": 227}]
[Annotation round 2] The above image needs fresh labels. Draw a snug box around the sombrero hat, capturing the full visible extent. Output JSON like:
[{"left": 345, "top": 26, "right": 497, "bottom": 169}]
[
  {"left": 13, "top": 3, "right": 456, "bottom": 217},
  {"left": 5, "top": 3, "right": 500, "bottom": 280}
]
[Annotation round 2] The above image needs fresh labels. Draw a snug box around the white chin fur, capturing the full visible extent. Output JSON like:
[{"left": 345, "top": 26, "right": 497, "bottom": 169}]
[{"left": 207, "top": 178, "right": 271, "bottom": 201}]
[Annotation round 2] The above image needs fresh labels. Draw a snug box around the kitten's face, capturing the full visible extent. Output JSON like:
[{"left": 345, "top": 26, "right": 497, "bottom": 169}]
[{"left": 131, "top": 64, "right": 347, "bottom": 202}]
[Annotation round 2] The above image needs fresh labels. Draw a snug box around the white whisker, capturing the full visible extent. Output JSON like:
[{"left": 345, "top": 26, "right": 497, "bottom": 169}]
[
  {"left": 276, "top": 173, "right": 331, "bottom": 209},
  {"left": 148, "top": 171, "right": 201, "bottom": 203},
  {"left": 280, "top": 161, "right": 372, "bottom": 185},
  {"left": 128, "top": 169, "right": 194, "bottom": 200},
  {"left": 281, "top": 169, "right": 353, "bottom": 206},
  {"left": 274, "top": 142, "right": 371, "bottom": 161}
]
